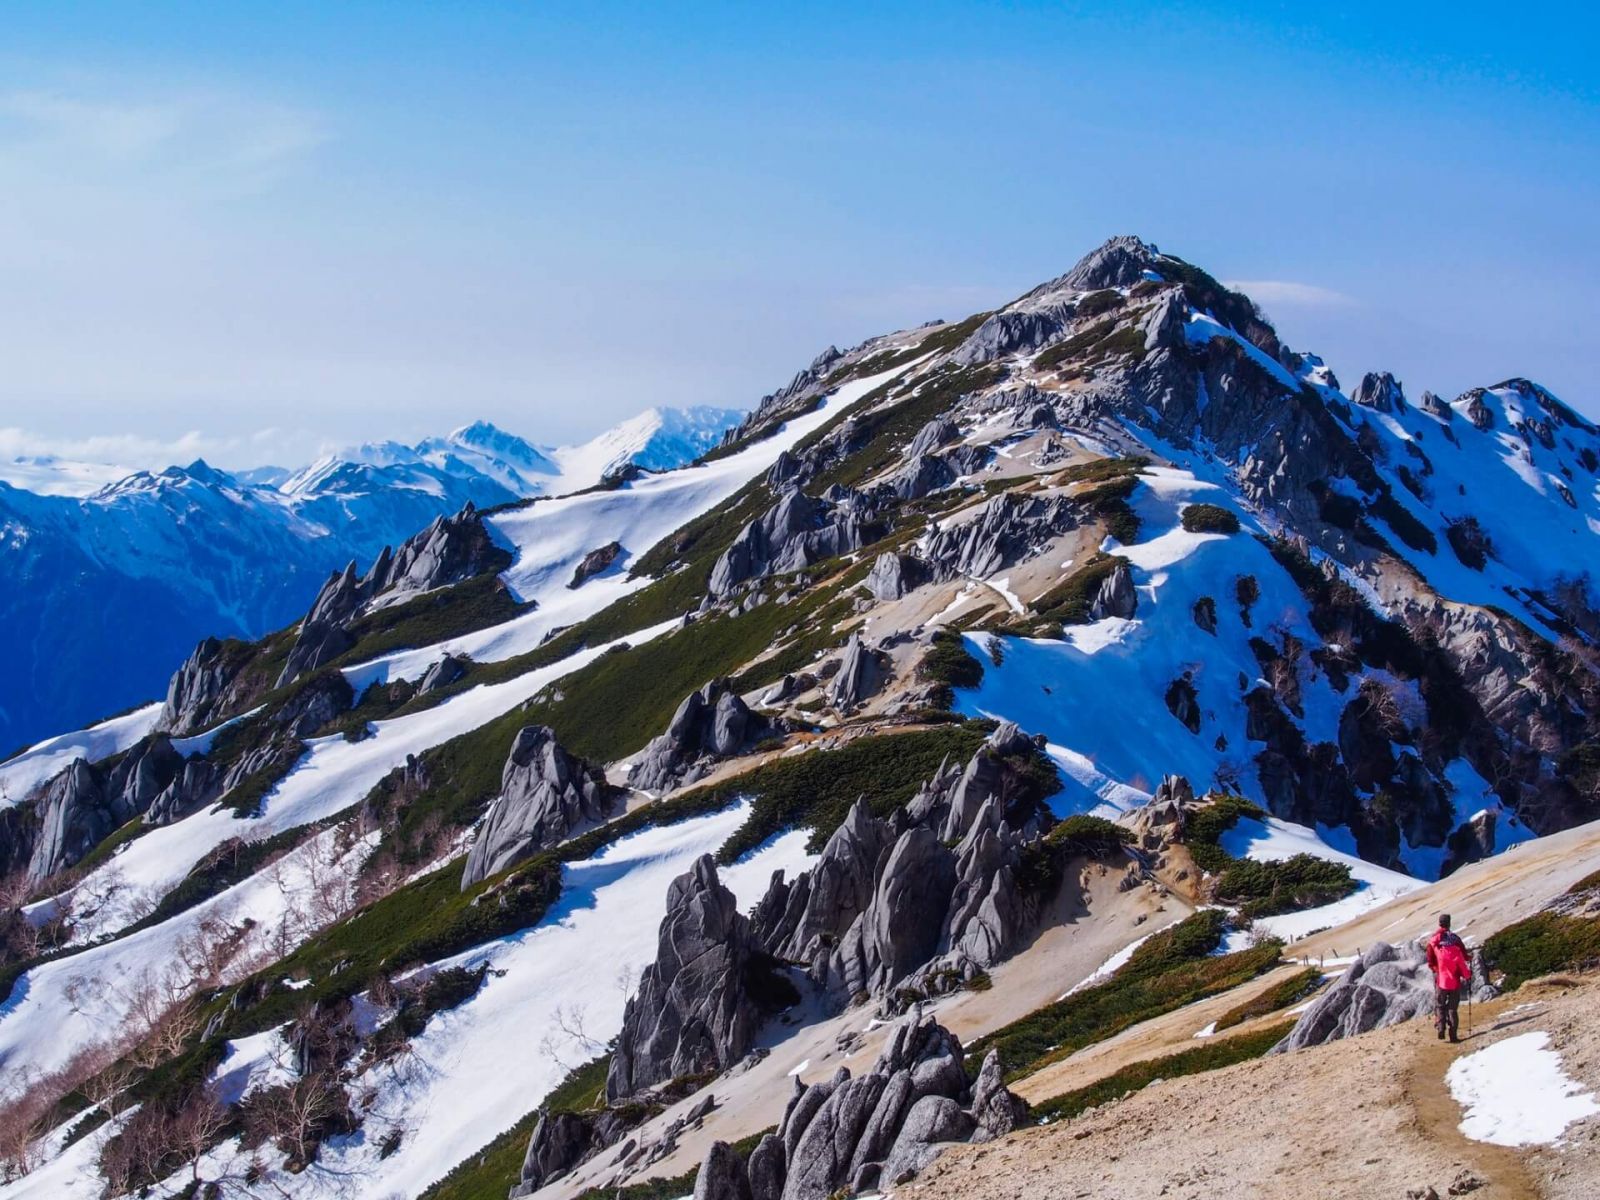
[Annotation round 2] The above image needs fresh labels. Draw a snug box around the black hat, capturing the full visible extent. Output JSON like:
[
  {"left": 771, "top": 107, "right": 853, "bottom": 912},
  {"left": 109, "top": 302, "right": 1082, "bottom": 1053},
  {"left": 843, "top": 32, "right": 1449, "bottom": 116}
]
[{"left": 1439, "top": 913, "right": 1452, "bottom": 928}]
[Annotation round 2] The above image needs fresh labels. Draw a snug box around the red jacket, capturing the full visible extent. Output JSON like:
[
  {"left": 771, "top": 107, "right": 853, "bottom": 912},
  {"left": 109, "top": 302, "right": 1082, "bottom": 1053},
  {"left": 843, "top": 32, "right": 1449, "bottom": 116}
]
[{"left": 1426, "top": 928, "right": 1471, "bottom": 991}]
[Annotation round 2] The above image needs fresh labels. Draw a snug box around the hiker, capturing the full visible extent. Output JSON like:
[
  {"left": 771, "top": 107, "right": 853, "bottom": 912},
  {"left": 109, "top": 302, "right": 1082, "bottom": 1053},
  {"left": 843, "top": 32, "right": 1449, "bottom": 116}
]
[{"left": 1425, "top": 913, "right": 1471, "bottom": 1043}]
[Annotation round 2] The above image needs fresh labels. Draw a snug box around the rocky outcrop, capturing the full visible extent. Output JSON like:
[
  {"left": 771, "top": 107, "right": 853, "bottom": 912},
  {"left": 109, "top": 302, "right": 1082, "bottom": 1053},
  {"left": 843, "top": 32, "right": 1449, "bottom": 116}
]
[
  {"left": 417, "top": 653, "right": 468, "bottom": 695},
  {"left": 829, "top": 826, "right": 959, "bottom": 999},
  {"left": 606, "top": 856, "right": 771, "bottom": 1102},
  {"left": 569, "top": 541, "right": 623, "bottom": 588},
  {"left": 1351, "top": 371, "right": 1407, "bottom": 413},
  {"left": 906, "top": 722, "right": 1048, "bottom": 842},
  {"left": 687, "top": 1018, "right": 1026, "bottom": 1200},
  {"left": 886, "top": 454, "right": 956, "bottom": 500},
  {"left": 1088, "top": 559, "right": 1137, "bottom": 620},
  {"left": 921, "top": 493, "right": 1078, "bottom": 579},
  {"left": 510, "top": 1110, "right": 599, "bottom": 1196},
  {"left": 278, "top": 504, "right": 512, "bottom": 686},
  {"left": 709, "top": 488, "right": 882, "bottom": 596},
  {"left": 628, "top": 681, "right": 773, "bottom": 794},
  {"left": 752, "top": 724, "right": 1052, "bottom": 1006},
  {"left": 27, "top": 760, "right": 110, "bottom": 881},
  {"left": 908, "top": 417, "right": 960, "bottom": 459},
  {"left": 461, "top": 726, "right": 615, "bottom": 889},
  {"left": 1274, "top": 941, "right": 1437, "bottom": 1052},
  {"left": 865, "top": 552, "right": 932, "bottom": 602},
  {"left": 25, "top": 734, "right": 189, "bottom": 880},
  {"left": 158, "top": 636, "right": 252, "bottom": 735},
  {"left": 828, "top": 633, "right": 886, "bottom": 714},
  {"left": 753, "top": 799, "right": 892, "bottom": 979}
]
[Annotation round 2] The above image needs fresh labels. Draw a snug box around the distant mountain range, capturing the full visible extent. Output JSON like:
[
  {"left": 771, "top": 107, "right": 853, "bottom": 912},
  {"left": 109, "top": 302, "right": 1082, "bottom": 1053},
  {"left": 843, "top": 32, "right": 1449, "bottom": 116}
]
[{"left": 0, "top": 407, "right": 740, "bottom": 753}]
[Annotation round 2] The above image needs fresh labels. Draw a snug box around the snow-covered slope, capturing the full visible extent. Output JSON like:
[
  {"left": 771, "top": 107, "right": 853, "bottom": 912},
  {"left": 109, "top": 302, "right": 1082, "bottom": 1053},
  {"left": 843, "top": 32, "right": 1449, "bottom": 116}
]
[{"left": 4, "top": 237, "right": 1599, "bottom": 1200}]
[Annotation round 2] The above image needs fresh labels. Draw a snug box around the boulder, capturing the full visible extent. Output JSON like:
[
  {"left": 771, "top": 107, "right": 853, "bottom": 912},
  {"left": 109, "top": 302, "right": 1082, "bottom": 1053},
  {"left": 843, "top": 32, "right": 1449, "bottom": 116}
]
[
  {"left": 1273, "top": 941, "right": 1435, "bottom": 1052},
  {"left": 694, "top": 1141, "right": 754, "bottom": 1200},
  {"left": 866, "top": 551, "right": 932, "bottom": 602},
  {"left": 461, "top": 726, "right": 614, "bottom": 889},
  {"left": 569, "top": 541, "right": 624, "bottom": 589},
  {"left": 416, "top": 653, "right": 468, "bottom": 695},
  {"left": 509, "top": 1110, "right": 594, "bottom": 1195},
  {"left": 881, "top": 1096, "right": 975, "bottom": 1185}
]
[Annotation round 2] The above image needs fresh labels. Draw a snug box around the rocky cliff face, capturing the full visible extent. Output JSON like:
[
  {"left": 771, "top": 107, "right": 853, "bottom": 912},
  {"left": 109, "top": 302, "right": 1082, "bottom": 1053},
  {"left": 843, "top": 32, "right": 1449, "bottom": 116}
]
[{"left": 606, "top": 856, "right": 775, "bottom": 1102}]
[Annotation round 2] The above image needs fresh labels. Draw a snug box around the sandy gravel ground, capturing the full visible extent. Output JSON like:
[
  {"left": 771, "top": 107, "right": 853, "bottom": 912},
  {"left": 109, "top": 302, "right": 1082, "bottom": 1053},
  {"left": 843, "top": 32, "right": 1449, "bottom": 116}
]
[{"left": 906, "top": 976, "right": 1600, "bottom": 1200}]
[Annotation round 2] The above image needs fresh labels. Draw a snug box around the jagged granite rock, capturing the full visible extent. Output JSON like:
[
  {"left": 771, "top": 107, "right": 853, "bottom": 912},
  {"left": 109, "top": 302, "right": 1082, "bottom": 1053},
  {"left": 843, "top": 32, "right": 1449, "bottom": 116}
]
[
  {"left": 968, "top": 1048, "right": 1029, "bottom": 1141},
  {"left": 746, "top": 1133, "right": 786, "bottom": 1200},
  {"left": 158, "top": 636, "right": 252, "bottom": 735},
  {"left": 277, "top": 504, "right": 512, "bottom": 686},
  {"left": 688, "top": 1017, "right": 1025, "bottom": 1200},
  {"left": 753, "top": 799, "right": 892, "bottom": 977},
  {"left": 1273, "top": 941, "right": 1436, "bottom": 1052},
  {"left": 902, "top": 721, "right": 1047, "bottom": 843},
  {"left": 921, "top": 492, "right": 1078, "bottom": 579},
  {"left": 509, "top": 1110, "right": 595, "bottom": 1196},
  {"left": 709, "top": 488, "right": 881, "bottom": 596},
  {"left": 881, "top": 1096, "right": 975, "bottom": 1186},
  {"left": 886, "top": 453, "right": 957, "bottom": 500},
  {"left": 629, "top": 680, "right": 771, "bottom": 794},
  {"left": 569, "top": 541, "right": 623, "bottom": 588},
  {"left": 606, "top": 856, "right": 765, "bottom": 1102},
  {"left": 26, "top": 760, "right": 110, "bottom": 881},
  {"left": 908, "top": 417, "right": 961, "bottom": 458},
  {"left": 25, "top": 735, "right": 188, "bottom": 879},
  {"left": 694, "top": 1140, "right": 754, "bottom": 1200},
  {"left": 828, "top": 632, "right": 886, "bottom": 714},
  {"left": 1088, "top": 559, "right": 1137, "bottom": 620},
  {"left": 830, "top": 826, "right": 959, "bottom": 998},
  {"left": 461, "top": 726, "right": 615, "bottom": 889},
  {"left": 1351, "top": 371, "right": 1407, "bottom": 412},
  {"left": 1420, "top": 389, "right": 1453, "bottom": 421}
]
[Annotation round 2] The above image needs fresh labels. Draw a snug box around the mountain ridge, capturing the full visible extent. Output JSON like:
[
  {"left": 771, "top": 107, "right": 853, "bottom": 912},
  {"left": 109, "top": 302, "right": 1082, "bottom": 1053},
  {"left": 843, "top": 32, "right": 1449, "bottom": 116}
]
[{"left": 1, "top": 236, "right": 1597, "bottom": 1200}]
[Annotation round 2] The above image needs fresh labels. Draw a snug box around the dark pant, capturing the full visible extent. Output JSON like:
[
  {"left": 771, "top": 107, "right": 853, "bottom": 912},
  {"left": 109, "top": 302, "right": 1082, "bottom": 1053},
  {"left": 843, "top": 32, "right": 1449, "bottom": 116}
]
[{"left": 1435, "top": 986, "right": 1461, "bottom": 1037}]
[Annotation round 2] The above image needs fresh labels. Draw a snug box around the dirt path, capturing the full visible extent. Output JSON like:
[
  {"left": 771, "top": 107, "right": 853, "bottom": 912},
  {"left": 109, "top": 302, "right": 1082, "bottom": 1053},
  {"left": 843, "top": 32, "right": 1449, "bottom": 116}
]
[{"left": 1404, "top": 1006, "right": 1541, "bottom": 1200}]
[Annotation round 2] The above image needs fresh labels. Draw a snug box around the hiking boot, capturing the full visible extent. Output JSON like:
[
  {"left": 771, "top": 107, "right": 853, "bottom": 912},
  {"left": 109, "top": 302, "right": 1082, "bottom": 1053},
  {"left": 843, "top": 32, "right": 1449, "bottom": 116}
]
[
  {"left": 1436, "top": 1027, "right": 1446, "bottom": 1040},
  {"left": 1449, "top": 1034, "right": 1461, "bottom": 1044}
]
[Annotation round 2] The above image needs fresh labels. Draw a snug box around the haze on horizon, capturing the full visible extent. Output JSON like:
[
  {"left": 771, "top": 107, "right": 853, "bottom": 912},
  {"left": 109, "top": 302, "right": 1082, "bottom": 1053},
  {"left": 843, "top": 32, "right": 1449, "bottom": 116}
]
[{"left": 0, "top": 0, "right": 1595, "bottom": 473}]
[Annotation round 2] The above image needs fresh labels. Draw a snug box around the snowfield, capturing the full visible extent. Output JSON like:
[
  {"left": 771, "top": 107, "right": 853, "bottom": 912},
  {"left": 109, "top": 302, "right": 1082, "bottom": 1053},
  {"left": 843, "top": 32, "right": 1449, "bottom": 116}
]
[
  {"left": 1446, "top": 1030, "right": 1599, "bottom": 1146},
  {"left": 1218, "top": 815, "right": 1425, "bottom": 941},
  {"left": 286, "top": 808, "right": 815, "bottom": 1200},
  {"left": 956, "top": 467, "right": 1516, "bottom": 882},
  {"left": 24, "top": 623, "right": 674, "bottom": 947}
]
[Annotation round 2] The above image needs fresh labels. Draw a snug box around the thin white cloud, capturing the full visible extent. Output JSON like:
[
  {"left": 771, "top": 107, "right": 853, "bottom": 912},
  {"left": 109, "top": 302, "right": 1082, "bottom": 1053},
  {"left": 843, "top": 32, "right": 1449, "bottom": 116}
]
[
  {"left": 0, "top": 426, "right": 323, "bottom": 473},
  {"left": 0, "top": 80, "right": 327, "bottom": 188},
  {"left": 1224, "top": 279, "right": 1357, "bottom": 309}
]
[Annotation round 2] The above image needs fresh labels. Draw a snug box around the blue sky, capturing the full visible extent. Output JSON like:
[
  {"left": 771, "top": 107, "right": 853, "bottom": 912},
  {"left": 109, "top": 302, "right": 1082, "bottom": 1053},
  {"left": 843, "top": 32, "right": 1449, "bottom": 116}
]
[{"left": 0, "top": 1, "right": 1595, "bottom": 468}]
